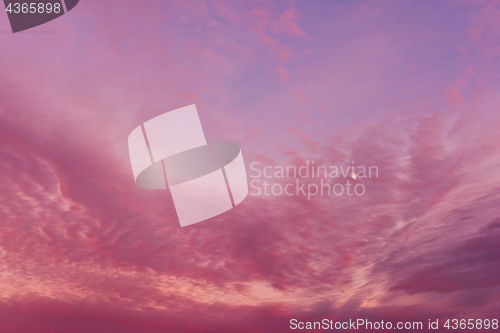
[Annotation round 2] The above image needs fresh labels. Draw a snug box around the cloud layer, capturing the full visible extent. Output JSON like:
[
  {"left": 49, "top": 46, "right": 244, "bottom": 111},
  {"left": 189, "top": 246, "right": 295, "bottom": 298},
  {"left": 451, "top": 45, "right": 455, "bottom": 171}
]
[{"left": 1, "top": 0, "right": 500, "bottom": 331}]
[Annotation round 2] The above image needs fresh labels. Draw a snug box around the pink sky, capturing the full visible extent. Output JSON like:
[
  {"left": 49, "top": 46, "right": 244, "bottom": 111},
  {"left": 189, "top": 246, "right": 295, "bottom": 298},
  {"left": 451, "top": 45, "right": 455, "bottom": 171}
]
[{"left": 1, "top": 0, "right": 500, "bottom": 332}]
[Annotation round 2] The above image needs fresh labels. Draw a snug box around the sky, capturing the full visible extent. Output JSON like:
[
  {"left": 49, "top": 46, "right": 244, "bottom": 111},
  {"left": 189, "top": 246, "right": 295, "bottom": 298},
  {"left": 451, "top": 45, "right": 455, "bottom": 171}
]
[{"left": 0, "top": 0, "right": 500, "bottom": 332}]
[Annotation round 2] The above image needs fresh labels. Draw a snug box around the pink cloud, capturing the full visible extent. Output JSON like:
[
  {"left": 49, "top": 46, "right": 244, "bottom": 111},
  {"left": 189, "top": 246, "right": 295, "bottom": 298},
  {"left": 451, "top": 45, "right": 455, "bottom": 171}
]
[
  {"left": 1, "top": 0, "right": 500, "bottom": 331},
  {"left": 271, "top": 8, "right": 306, "bottom": 37}
]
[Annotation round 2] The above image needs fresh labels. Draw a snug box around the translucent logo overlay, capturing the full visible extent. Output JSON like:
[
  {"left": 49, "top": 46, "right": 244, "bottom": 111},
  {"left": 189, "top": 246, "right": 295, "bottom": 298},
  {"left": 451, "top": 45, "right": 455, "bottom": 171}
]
[{"left": 128, "top": 105, "right": 249, "bottom": 227}]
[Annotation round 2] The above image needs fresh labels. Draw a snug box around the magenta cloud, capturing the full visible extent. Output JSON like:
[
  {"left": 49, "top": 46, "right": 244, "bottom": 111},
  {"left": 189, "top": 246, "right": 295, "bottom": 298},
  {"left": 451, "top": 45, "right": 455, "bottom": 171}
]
[{"left": 0, "top": 0, "right": 500, "bottom": 332}]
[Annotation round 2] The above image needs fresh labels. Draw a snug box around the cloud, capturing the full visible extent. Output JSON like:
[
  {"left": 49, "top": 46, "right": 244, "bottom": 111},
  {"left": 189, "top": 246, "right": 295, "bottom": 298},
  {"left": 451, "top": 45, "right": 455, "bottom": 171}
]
[
  {"left": 1, "top": 0, "right": 500, "bottom": 331},
  {"left": 271, "top": 8, "right": 306, "bottom": 37}
]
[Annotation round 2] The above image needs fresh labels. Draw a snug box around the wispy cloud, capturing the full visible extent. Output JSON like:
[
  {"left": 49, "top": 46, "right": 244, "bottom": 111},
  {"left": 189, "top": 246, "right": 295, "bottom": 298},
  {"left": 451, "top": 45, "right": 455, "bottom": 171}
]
[{"left": 0, "top": 0, "right": 499, "bottom": 331}]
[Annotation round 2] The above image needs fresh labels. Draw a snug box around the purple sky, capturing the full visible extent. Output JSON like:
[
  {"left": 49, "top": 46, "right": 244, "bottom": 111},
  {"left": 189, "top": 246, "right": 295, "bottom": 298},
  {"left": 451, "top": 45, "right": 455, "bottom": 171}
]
[{"left": 1, "top": 0, "right": 500, "bottom": 332}]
